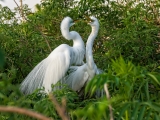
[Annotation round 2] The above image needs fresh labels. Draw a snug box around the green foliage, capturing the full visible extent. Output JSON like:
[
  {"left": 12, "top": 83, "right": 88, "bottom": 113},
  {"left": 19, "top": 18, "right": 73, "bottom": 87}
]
[
  {"left": 102, "top": 1, "right": 159, "bottom": 68},
  {"left": 0, "top": 48, "right": 5, "bottom": 69},
  {"left": 84, "top": 57, "right": 160, "bottom": 120},
  {"left": 0, "top": 0, "right": 160, "bottom": 119}
]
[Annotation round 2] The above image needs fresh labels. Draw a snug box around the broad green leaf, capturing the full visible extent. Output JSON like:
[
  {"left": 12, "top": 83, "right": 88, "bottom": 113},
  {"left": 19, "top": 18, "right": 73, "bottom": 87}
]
[
  {"left": 147, "top": 73, "right": 160, "bottom": 85},
  {"left": 137, "top": 105, "right": 145, "bottom": 120}
]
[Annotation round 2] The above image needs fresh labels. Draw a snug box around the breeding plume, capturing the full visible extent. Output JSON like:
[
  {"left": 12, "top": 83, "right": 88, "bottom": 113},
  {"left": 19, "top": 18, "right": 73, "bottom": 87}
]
[
  {"left": 63, "top": 16, "right": 101, "bottom": 91},
  {"left": 20, "top": 17, "right": 85, "bottom": 94}
]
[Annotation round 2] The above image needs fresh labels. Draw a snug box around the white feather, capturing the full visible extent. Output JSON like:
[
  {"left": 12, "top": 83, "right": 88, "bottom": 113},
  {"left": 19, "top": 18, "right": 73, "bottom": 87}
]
[
  {"left": 63, "top": 16, "right": 101, "bottom": 92},
  {"left": 20, "top": 17, "right": 85, "bottom": 94},
  {"left": 42, "top": 45, "right": 70, "bottom": 92},
  {"left": 20, "top": 59, "right": 46, "bottom": 94},
  {"left": 62, "top": 64, "right": 88, "bottom": 91}
]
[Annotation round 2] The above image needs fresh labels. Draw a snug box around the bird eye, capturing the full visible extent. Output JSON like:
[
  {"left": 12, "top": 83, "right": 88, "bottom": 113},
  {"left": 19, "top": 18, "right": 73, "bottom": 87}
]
[{"left": 90, "top": 19, "right": 94, "bottom": 22}]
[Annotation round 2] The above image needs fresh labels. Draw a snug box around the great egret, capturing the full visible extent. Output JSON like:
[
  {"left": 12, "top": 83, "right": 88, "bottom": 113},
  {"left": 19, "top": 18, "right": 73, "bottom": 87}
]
[
  {"left": 62, "top": 16, "right": 101, "bottom": 92},
  {"left": 20, "top": 17, "right": 85, "bottom": 94}
]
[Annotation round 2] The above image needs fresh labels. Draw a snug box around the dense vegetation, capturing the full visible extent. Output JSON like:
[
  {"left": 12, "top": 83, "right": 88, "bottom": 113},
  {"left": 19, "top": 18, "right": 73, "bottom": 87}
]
[{"left": 0, "top": 0, "right": 160, "bottom": 119}]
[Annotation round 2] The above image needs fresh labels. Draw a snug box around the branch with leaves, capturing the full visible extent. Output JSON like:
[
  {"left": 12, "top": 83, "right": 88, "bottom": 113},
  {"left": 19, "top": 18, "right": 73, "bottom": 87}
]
[
  {"left": 13, "top": 0, "right": 52, "bottom": 52},
  {"left": 49, "top": 93, "right": 69, "bottom": 120},
  {"left": 0, "top": 106, "right": 51, "bottom": 120}
]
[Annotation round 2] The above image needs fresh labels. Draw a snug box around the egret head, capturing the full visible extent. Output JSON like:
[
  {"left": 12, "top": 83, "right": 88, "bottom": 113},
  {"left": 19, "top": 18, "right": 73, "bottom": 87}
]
[
  {"left": 61, "top": 17, "right": 75, "bottom": 28},
  {"left": 88, "top": 16, "right": 99, "bottom": 27}
]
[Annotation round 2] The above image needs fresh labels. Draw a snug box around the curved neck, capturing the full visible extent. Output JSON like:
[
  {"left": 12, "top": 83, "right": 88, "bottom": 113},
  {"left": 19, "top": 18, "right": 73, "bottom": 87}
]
[
  {"left": 86, "top": 25, "right": 99, "bottom": 68},
  {"left": 61, "top": 23, "right": 85, "bottom": 49},
  {"left": 61, "top": 24, "right": 71, "bottom": 40}
]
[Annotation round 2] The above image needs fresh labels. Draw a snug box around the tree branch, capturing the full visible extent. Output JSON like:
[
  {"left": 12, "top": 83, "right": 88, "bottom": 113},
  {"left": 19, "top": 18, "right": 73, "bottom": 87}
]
[
  {"left": 0, "top": 106, "right": 51, "bottom": 120},
  {"left": 49, "top": 93, "right": 69, "bottom": 120},
  {"left": 104, "top": 84, "right": 114, "bottom": 120},
  {"left": 13, "top": 0, "right": 25, "bottom": 21},
  {"left": 34, "top": 25, "right": 52, "bottom": 52}
]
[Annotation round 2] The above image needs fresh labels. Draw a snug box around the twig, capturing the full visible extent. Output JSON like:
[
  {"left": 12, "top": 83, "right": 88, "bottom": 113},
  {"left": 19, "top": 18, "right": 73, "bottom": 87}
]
[
  {"left": 20, "top": 0, "right": 24, "bottom": 20},
  {"left": 34, "top": 25, "right": 52, "bottom": 52},
  {"left": 49, "top": 93, "right": 69, "bottom": 120},
  {"left": 13, "top": 0, "right": 25, "bottom": 21},
  {"left": 104, "top": 84, "right": 114, "bottom": 120},
  {"left": 0, "top": 106, "right": 51, "bottom": 120},
  {"left": 13, "top": 0, "right": 20, "bottom": 10}
]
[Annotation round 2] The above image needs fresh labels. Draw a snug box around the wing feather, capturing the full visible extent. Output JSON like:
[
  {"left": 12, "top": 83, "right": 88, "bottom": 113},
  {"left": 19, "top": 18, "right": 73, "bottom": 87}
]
[
  {"left": 42, "top": 51, "right": 70, "bottom": 93},
  {"left": 63, "top": 64, "right": 88, "bottom": 91},
  {"left": 96, "top": 68, "right": 103, "bottom": 74},
  {"left": 20, "top": 51, "right": 70, "bottom": 94},
  {"left": 20, "top": 59, "right": 47, "bottom": 94}
]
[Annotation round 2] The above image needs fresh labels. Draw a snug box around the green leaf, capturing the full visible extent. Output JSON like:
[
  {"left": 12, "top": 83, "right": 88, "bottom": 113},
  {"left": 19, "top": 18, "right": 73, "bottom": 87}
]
[
  {"left": 144, "top": 109, "right": 151, "bottom": 120},
  {"left": 0, "top": 49, "right": 5, "bottom": 68},
  {"left": 117, "top": 103, "right": 130, "bottom": 120},
  {"left": 137, "top": 105, "right": 145, "bottom": 120},
  {"left": 131, "top": 102, "right": 140, "bottom": 119},
  {"left": 147, "top": 73, "right": 160, "bottom": 85}
]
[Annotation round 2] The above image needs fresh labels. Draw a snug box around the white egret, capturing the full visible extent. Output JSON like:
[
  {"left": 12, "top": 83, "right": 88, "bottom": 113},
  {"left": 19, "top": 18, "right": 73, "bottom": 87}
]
[
  {"left": 20, "top": 17, "right": 85, "bottom": 94},
  {"left": 63, "top": 16, "right": 101, "bottom": 92}
]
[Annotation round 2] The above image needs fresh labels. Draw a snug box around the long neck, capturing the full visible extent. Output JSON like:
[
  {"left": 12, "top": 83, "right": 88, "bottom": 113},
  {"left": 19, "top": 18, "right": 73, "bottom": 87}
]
[
  {"left": 61, "top": 24, "right": 85, "bottom": 49},
  {"left": 61, "top": 24, "right": 72, "bottom": 40},
  {"left": 86, "top": 25, "right": 99, "bottom": 69}
]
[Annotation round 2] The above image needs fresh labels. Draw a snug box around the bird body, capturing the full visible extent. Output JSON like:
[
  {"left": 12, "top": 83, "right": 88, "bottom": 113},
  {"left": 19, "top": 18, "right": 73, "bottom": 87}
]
[
  {"left": 64, "top": 64, "right": 88, "bottom": 91},
  {"left": 20, "top": 17, "right": 85, "bottom": 94},
  {"left": 63, "top": 16, "right": 100, "bottom": 92}
]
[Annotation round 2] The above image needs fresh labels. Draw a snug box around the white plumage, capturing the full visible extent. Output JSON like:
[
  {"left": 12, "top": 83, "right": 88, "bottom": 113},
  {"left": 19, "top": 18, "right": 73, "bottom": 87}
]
[
  {"left": 20, "top": 17, "right": 85, "bottom": 94},
  {"left": 63, "top": 16, "right": 101, "bottom": 91}
]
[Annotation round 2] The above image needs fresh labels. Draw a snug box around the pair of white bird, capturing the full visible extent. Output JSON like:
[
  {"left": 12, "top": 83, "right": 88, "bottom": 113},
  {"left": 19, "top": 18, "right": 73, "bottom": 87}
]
[{"left": 20, "top": 16, "right": 100, "bottom": 95}]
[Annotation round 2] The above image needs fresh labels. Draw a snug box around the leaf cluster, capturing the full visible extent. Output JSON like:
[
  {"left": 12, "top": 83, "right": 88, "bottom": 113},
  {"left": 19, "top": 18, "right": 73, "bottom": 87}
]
[{"left": 0, "top": 0, "right": 160, "bottom": 120}]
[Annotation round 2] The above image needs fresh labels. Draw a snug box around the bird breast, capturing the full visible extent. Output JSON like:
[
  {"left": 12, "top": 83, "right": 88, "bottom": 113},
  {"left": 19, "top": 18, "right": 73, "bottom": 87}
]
[
  {"left": 87, "top": 64, "right": 97, "bottom": 81},
  {"left": 70, "top": 47, "right": 85, "bottom": 66}
]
